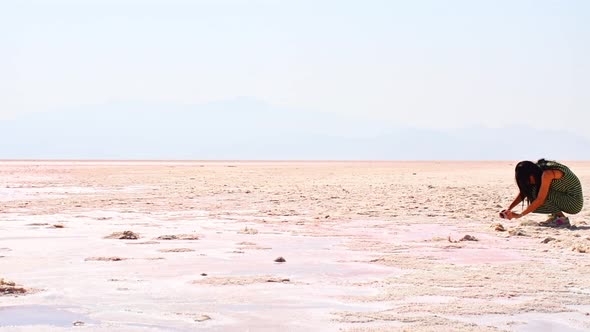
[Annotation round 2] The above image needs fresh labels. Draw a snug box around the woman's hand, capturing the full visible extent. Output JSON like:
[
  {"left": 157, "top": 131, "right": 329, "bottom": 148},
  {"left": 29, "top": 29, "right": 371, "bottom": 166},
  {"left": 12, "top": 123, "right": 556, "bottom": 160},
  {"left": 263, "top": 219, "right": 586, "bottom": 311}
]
[
  {"left": 500, "top": 210, "right": 521, "bottom": 220},
  {"left": 499, "top": 210, "right": 509, "bottom": 219},
  {"left": 505, "top": 210, "right": 521, "bottom": 220}
]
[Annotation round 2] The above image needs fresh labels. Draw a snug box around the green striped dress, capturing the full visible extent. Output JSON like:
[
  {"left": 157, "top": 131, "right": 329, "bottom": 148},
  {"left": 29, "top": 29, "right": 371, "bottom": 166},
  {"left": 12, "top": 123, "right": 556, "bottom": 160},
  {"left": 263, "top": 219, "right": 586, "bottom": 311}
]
[{"left": 533, "top": 161, "right": 584, "bottom": 214}]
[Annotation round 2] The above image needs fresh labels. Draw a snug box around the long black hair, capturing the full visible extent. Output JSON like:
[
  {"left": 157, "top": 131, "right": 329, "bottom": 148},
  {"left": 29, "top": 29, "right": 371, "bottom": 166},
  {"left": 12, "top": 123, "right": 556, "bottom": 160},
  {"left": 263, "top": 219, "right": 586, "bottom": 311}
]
[{"left": 515, "top": 160, "right": 545, "bottom": 205}]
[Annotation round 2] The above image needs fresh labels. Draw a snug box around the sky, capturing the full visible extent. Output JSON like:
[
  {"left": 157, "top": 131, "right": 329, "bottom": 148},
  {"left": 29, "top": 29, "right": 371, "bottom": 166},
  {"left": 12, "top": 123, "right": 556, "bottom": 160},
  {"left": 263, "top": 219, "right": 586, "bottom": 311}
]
[{"left": 1, "top": 0, "right": 589, "bottom": 159}]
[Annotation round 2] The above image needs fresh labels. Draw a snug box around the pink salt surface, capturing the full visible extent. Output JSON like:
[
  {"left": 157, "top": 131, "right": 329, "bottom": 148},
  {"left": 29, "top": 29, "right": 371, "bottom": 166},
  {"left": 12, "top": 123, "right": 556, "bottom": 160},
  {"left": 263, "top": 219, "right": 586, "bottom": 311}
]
[
  {"left": 306, "top": 219, "right": 531, "bottom": 265},
  {"left": 0, "top": 210, "right": 396, "bottom": 331},
  {"left": 0, "top": 161, "right": 589, "bottom": 332}
]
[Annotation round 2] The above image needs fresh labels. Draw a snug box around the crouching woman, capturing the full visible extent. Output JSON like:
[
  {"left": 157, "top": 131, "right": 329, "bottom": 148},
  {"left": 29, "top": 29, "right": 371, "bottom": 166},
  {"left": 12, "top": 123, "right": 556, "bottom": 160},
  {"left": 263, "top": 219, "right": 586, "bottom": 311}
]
[{"left": 501, "top": 159, "right": 584, "bottom": 227}]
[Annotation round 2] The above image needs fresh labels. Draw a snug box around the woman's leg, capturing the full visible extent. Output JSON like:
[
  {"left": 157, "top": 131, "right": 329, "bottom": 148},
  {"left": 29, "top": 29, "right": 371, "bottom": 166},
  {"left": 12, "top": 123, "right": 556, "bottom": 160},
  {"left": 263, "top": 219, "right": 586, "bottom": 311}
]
[
  {"left": 532, "top": 199, "right": 571, "bottom": 226},
  {"left": 532, "top": 200, "right": 562, "bottom": 215}
]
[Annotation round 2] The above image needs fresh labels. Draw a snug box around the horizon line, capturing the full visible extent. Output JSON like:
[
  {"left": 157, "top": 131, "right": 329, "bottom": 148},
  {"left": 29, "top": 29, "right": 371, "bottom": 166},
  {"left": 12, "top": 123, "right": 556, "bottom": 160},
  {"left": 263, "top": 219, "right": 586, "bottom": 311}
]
[{"left": 1, "top": 159, "right": 588, "bottom": 163}]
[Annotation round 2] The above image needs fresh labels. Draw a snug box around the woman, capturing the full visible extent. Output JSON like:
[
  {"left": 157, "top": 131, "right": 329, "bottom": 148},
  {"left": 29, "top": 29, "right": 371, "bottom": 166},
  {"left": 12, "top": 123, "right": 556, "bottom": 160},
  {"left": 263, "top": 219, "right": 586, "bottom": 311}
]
[{"left": 500, "top": 159, "right": 584, "bottom": 227}]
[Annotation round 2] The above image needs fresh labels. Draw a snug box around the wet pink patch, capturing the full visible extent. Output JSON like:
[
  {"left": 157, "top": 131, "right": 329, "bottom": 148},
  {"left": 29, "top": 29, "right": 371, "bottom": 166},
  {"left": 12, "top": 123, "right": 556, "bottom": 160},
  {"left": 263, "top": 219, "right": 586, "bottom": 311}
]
[{"left": 433, "top": 247, "right": 526, "bottom": 264}]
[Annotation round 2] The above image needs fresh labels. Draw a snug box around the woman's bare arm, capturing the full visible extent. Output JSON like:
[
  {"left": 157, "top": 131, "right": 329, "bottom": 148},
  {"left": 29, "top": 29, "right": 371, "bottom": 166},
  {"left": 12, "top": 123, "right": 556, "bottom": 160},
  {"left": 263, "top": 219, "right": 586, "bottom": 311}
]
[
  {"left": 509, "top": 169, "right": 563, "bottom": 219},
  {"left": 507, "top": 193, "right": 523, "bottom": 211}
]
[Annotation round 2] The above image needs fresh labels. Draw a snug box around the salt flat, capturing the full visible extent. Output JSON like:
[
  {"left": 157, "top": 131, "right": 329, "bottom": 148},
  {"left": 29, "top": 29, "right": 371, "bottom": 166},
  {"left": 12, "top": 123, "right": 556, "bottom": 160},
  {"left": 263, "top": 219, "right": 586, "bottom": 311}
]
[{"left": 1, "top": 161, "right": 590, "bottom": 331}]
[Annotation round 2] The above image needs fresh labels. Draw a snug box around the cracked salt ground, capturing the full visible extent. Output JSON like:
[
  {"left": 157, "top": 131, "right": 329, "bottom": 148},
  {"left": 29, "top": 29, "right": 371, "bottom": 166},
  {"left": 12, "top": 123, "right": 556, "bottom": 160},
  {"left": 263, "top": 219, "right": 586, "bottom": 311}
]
[{"left": 445, "top": 312, "right": 590, "bottom": 332}]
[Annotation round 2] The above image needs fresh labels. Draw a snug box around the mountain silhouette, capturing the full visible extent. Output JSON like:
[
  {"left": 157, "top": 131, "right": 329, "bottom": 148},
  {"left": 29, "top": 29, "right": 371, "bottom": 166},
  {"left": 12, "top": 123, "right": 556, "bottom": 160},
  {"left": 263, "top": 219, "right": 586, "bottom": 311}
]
[{"left": 1, "top": 98, "right": 588, "bottom": 160}]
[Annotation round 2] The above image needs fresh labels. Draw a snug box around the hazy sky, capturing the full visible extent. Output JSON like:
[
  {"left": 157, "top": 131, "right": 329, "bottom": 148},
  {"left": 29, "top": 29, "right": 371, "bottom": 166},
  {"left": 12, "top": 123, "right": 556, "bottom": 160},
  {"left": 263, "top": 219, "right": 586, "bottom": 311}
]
[{"left": 2, "top": 0, "right": 589, "bottom": 141}]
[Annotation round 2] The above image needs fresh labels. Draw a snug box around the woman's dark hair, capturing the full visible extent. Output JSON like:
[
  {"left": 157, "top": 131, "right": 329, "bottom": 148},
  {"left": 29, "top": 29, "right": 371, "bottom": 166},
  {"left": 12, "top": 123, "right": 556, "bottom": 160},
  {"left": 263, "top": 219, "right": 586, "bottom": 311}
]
[{"left": 515, "top": 160, "right": 544, "bottom": 205}]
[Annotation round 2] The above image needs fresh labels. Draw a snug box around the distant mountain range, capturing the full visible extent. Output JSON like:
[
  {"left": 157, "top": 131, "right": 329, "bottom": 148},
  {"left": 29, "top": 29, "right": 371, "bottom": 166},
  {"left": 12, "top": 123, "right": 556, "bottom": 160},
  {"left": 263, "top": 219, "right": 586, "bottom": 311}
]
[{"left": 1, "top": 98, "right": 589, "bottom": 160}]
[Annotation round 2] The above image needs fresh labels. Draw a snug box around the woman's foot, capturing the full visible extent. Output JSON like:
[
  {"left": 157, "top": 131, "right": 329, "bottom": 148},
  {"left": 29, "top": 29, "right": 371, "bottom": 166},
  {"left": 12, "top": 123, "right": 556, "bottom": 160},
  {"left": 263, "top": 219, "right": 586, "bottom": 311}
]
[{"left": 539, "top": 214, "right": 570, "bottom": 227}]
